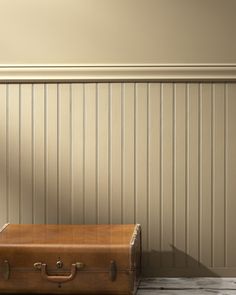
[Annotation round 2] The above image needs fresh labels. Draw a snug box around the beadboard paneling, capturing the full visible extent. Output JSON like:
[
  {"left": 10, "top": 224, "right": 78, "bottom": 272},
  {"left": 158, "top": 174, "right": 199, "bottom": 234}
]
[{"left": 0, "top": 82, "right": 235, "bottom": 276}]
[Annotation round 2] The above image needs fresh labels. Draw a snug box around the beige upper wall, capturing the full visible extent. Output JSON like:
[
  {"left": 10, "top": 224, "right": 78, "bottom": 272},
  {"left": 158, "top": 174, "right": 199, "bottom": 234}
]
[{"left": 0, "top": 0, "right": 235, "bottom": 65}]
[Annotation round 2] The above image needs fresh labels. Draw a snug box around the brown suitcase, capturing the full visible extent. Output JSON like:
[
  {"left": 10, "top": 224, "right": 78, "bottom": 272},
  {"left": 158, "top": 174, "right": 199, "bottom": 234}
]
[{"left": 0, "top": 223, "right": 141, "bottom": 294}]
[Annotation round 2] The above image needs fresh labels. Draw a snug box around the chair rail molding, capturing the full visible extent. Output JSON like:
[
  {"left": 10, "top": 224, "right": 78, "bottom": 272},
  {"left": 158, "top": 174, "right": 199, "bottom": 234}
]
[{"left": 1, "top": 64, "right": 236, "bottom": 82}]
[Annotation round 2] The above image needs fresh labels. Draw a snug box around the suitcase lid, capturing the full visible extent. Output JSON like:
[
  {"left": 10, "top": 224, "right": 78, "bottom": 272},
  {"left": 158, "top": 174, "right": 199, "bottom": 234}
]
[{"left": 0, "top": 224, "right": 136, "bottom": 246}]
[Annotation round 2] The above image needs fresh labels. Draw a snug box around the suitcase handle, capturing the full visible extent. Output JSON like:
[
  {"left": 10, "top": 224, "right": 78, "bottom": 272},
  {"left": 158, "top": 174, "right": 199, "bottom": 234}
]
[{"left": 34, "top": 262, "right": 84, "bottom": 284}]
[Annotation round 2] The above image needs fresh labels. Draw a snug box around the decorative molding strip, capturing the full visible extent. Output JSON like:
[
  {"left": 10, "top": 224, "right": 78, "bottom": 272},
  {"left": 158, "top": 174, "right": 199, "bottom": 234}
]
[{"left": 0, "top": 65, "right": 236, "bottom": 82}]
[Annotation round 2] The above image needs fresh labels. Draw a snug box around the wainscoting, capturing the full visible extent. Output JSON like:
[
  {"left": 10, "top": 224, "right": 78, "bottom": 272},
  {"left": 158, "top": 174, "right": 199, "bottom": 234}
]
[{"left": 0, "top": 82, "right": 236, "bottom": 276}]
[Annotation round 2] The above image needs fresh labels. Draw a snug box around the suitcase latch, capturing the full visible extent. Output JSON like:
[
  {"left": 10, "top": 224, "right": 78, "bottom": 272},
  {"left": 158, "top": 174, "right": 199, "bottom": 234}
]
[
  {"left": 109, "top": 260, "right": 117, "bottom": 281},
  {"left": 56, "top": 260, "right": 63, "bottom": 269},
  {"left": 34, "top": 262, "right": 42, "bottom": 270}
]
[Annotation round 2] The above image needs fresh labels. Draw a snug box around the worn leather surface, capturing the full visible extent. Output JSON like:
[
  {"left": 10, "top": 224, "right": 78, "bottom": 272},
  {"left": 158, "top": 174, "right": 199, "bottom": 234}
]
[
  {"left": 0, "top": 224, "right": 141, "bottom": 294},
  {"left": 0, "top": 224, "right": 136, "bottom": 245}
]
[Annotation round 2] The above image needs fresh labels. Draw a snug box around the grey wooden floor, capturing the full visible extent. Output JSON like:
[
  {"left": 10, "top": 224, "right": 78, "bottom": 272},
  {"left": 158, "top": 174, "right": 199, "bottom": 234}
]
[{"left": 137, "top": 278, "right": 236, "bottom": 294}]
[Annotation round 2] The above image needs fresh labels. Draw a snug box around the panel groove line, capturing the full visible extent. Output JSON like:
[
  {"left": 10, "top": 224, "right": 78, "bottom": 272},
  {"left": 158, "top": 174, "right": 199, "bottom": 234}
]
[
  {"left": 160, "top": 82, "right": 163, "bottom": 267},
  {"left": 224, "top": 83, "right": 228, "bottom": 268},
  {"left": 186, "top": 83, "right": 189, "bottom": 264},
  {"left": 198, "top": 83, "right": 202, "bottom": 264},
  {"left": 83, "top": 83, "right": 86, "bottom": 224},
  {"left": 95, "top": 83, "right": 98, "bottom": 224},
  {"left": 19, "top": 84, "right": 21, "bottom": 224},
  {"left": 69, "top": 83, "right": 73, "bottom": 225},
  {"left": 0, "top": 82, "right": 235, "bottom": 276},
  {"left": 121, "top": 82, "right": 124, "bottom": 225},
  {"left": 173, "top": 83, "right": 176, "bottom": 267},
  {"left": 0, "top": 84, "right": 7, "bottom": 225},
  {"left": 211, "top": 83, "right": 215, "bottom": 268},
  {"left": 44, "top": 84, "right": 47, "bottom": 224},
  {"left": 134, "top": 82, "right": 137, "bottom": 224},
  {"left": 146, "top": 82, "right": 150, "bottom": 252},
  {"left": 108, "top": 83, "right": 111, "bottom": 224},
  {"left": 56, "top": 83, "right": 60, "bottom": 224},
  {"left": 31, "top": 84, "right": 34, "bottom": 222},
  {"left": 6, "top": 84, "right": 9, "bottom": 222}
]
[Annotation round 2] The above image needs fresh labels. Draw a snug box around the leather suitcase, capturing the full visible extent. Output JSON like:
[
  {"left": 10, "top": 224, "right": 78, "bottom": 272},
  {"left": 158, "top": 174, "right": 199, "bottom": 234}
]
[{"left": 0, "top": 223, "right": 141, "bottom": 294}]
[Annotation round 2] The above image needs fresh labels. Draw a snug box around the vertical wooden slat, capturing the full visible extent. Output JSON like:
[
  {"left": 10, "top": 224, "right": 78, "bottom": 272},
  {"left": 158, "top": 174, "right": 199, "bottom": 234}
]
[
  {"left": 175, "top": 83, "right": 187, "bottom": 267},
  {"left": 8, "top": 84, "right": 20, "bottom": 223},
  {"left": 46, "top": 84, "right": 58, "bottom": 224},
  {"left": 224, "top": 84, "right": 228, "bottom": 268},
  {"left": 110, "top": 83, "right": 122, "bottom": 224},
  {"left": 148, "top": 83, "right": 161, "bottom": 268},
  {"left": 33, "top": 84, "right": 45, "bottom": 224},
  {"left": 160, "top": 83, "right": 163, "bottom": 265},
  {"left": 97, "top": 83, "right": 109, "bottom": 224},
  {"left": 213, "top": 83, "right": 225, "bottom": 267},
  {"left": 20, "top": 84, "right": 33, "bottom": 223},
  {"left": 71, "top": 83, "right": 84, "bottom": 224},
  {"left": 188, "top": 83, "right": 200, "bottom": 266},
  {"left": 0, "top": 85, "right": 7, "bottom": 226},
  {"left": 200, "top": 83, "right": 212, "bottom": 267},
  {"left": 58, "top": 84, "right": 71, "bottom": 224},
  {"left": 123, "top": 83, "right": 135, "bottom": 224},
  {"left": 162, "top": 83, "right": 174, "bottom": 267},
  {"left": 186, "top": 84, "right": 189, "bottom": 266},
  {"left": 136, "top": 83, "right": 148, "bottom": 264},
  {"left": 84, "top": 83, "right": 96, "bottom": 224},
  {"left": 226, "top": 83, "right": 236, "bottom": 267}
]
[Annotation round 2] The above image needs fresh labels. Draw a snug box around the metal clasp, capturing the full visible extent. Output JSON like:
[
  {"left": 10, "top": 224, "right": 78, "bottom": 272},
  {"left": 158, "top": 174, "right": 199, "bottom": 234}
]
[
  {"left": 75, "top": 262, "right": 84, "bottom": 269},
  {"left": 34, "top": 262, "right": 42, "bottom": 270},
  {"left": 56, "top": 260, "right": 63, "bottom": 269}
]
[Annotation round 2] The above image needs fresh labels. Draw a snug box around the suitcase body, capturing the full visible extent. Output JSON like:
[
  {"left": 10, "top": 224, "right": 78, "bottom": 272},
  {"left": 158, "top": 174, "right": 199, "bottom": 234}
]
[{"left": 0, "top": 223, "right": 141, "bottom": 295}]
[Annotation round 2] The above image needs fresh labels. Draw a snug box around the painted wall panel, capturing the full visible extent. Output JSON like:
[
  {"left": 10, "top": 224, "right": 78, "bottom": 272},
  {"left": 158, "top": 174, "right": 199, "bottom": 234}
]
[
  {"left": 227, "top": 84, "right": 236, "bottom": 267},
  {"left": 110, "top": 83, "right": 122, "bottom": 224},
  {"left": 162, "top": 84, "right": 174, "bottom": 268},
  {"left": 8, "top": 85, "right": 20, "bottom": 223},
  {"left": 20, "top": 84, "right": 33, "bottom": 223},
  {"left": 0, "top": 0, "right": 236, "bottom": 64},
  {"left": 188, "top": 83, "right": 199, "bottom": 267},
  {"left": 0, "top": 82, "right": 235, "bottom": 276},
  {"left": 58, "top": 84, "right": 71, "bottom": 224},
  {"left": 174, "top": 83, "right": 187, "bottom": 268},
  {"left": 213, "top": 83, "right": 225, "bottom": 267},
  {"left": 97, "top": 83, "right": 109, "bottom": 224},
  {"left": 135, "top": 83, "right": 148, "bottom": 267},
  {"left": 148, "top": 83, "right": 161, "bottom": 269},
  {"left": 200, "top": 84, "right": 213, "bottom": 267},
  {"left": 33, "top": 84, "right": 46, "bottom": 224},
  {"left": 46, "top": 84, "right": 58, "bottom": 224},
  {"left": 71, "top": 84, "right": 84, "bottom": 224},
  {"left": 123, "top": 83, "right": 135, "bottom": 224},
  {"left": 84, "top": 84, "right": 97, "bottom": 224},
  {"left": 0, "top": 85, "right": 7, "bottom": 225}
]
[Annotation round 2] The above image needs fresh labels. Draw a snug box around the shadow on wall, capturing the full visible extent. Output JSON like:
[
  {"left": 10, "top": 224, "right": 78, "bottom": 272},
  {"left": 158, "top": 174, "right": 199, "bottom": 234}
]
[{"left": 142, "top": 246, "right": 220, "bottom": 277}]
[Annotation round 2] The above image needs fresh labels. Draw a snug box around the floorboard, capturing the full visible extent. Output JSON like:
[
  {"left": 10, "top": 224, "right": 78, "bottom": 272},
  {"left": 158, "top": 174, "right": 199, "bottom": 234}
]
[{"left": 137, "top": 278, "right": 236, "bottom": 295}]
